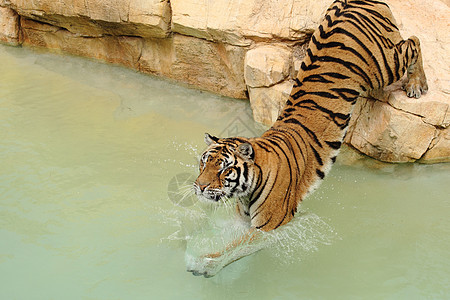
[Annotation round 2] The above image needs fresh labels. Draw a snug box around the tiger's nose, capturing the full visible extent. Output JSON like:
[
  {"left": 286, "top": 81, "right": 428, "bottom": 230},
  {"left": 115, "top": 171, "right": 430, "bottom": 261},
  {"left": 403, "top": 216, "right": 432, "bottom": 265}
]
[{"left": 196, "top": 181, "right": 209, "bottom": 192}]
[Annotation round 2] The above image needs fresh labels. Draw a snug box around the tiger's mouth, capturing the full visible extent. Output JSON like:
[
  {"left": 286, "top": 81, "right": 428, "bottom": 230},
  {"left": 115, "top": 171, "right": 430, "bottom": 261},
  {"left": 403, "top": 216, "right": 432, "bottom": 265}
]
[
  {"left": 193, "top": 184, "right": 226, "bottom": 202},
  {"left": 198, "top": 190, "right": 226, "bottom": 202},
  {"left": 199, "top": 192, "right": 225, "bottom": 202}
]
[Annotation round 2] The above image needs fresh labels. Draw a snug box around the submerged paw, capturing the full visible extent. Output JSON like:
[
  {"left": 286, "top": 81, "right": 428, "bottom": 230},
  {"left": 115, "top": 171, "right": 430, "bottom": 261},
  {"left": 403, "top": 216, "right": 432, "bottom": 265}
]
[
  {"left": 187, "top": 270, "right": 214, "bottom": 278},
  {"left": 187, "top": 269, "right": 215, "bottom": 278},
  {"left": 185, "top": 252, "right": 221, "bottom": 278}
]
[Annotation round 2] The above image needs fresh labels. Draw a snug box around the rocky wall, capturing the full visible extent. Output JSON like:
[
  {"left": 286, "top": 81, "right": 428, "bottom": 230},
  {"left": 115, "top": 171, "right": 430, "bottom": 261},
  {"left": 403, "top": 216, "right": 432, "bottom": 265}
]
[{"left": 0, "top": 0, "right": 448, "bottom": 163}]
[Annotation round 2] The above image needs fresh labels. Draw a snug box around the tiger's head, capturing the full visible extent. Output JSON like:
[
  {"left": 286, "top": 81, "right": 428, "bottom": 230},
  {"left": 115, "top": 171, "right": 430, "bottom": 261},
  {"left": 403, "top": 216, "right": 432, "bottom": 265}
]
[{"left": 194, "top": 133, "right": 256, "bottom": 203}]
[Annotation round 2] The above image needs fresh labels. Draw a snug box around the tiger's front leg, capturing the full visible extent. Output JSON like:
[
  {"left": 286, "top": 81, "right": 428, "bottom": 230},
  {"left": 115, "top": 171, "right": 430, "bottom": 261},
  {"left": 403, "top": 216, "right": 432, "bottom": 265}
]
[
  {"left": 187, "top": 227, "right": 264, "bottom": 278},
  {"left": 186, "top": 202, "right": 266, "bottom": 278}
]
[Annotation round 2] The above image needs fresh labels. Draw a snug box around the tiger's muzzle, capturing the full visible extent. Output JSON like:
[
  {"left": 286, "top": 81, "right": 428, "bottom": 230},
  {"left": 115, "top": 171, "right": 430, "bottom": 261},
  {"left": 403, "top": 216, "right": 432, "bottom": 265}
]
[{"left": 193, "top": 181, "right": 225, "bottom": 202}]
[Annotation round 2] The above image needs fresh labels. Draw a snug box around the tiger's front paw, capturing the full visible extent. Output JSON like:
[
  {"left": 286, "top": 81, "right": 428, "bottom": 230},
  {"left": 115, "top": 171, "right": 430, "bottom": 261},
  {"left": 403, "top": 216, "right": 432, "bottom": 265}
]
[
  {"left": 187, "top": 268, "right": 216, "bottom": 278},
  {"left": 185, "top": 252, "right": 223, "bottom": 278},
  {"left": 403, "top": 75, "right": 428, "bottom": 99}
]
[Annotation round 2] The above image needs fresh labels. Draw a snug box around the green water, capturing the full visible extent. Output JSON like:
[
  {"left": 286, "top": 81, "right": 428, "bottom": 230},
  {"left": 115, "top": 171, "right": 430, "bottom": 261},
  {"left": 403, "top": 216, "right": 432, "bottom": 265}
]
[{"left": 0, "top": 44, "right": 449, "bottom": 299}]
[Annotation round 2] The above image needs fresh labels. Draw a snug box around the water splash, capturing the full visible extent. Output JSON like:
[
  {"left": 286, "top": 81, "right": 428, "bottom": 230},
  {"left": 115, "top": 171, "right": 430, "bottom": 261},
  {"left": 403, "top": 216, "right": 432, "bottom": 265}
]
[
  {"left": 265, "top": 209, "right": 339, "bottom": 264},
  {"left": 160, "top": 185, "right": 339, "bottom": 276}
]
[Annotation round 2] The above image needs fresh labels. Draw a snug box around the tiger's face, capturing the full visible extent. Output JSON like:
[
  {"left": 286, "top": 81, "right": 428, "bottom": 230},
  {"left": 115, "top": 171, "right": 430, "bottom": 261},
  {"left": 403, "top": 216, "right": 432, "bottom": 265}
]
[{"left": 194, "top": 133, "right": 255, "bottom": 203}]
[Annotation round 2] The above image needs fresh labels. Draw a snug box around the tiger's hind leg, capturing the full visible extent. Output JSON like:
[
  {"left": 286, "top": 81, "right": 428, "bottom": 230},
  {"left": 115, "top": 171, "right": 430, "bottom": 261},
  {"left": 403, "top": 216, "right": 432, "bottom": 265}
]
[{"left": 395, "top": 36, "right": 428, "bottom": 98}]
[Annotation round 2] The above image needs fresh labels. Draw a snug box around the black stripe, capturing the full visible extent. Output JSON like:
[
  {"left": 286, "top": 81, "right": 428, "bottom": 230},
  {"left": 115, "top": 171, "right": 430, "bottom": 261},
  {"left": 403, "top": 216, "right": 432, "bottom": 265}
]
[
  {"left": 314, "top": 55, "right": 373, "bottom": 88},
  {"left": 324, "top": 14, "right": 343, "bottom": 29},
  {"left": 330, "top": 87, "right": 359, "bottom": 96},
  {"left": 353, "top": 0, "right": 390, "bottom": 8},
  {"left": 274, "top": 205, "right": 290, "bottom": 229},
  {"left": 327, "top": 3, "right": 345, "bottom": 19},
  {"left": 319, "top": 25, "right": 380, "bottom": 87},
  {"left": 330, "top": 87, "right": 360, "bottom": 102},
  {"left": 269, "top": 127, "right": 308, "bottom": 167},
  {"left": 321, "top": 72, "right": 350, "bottom": 80},
  {"left": 284, "top": 107, "right": 297, "bottom": 114},
  {"left": 270, "top": 134, "right": 300, "bottom": 180},
  {"left": 347, "top": 8, "right": 395, "bottom": 51},
  {"left": 339, "top": 14, "right": 384, "bottom": 86},
  {"left": 255, "top": 140, "right": 272, "bottom": 153},
  {"left": 316, "top": 169, "right": 325, "bottom": 179},
  {"left": 316, "top": 27, "right": 369, "bottom": 66},
  {"left": 242, "top": 162, "right": 249, "bottom": 181},
  {"left": 248, "top": 169, "right": 269, "bottom": 209},
  {"left": 283, "top": 118, "right": 323, "bottom": 148},
  {"left": 393, "top": 48, "right": 400, "bottom": 81},
  {"left": 228, "top": 168, "right": 241, "bottom": 194},
  {"left": 341, "top": 13, "right": 375, "bottom": 43},
  {"left": 301, "top": 61, "right": 320, "bottom": 71},
  {"left": 291, "top": 89, "right": 306, "bottom": 100},
  {"left": 348, "top": 10, "right": 383, "bottom": 37},
  {"left": 256, "top": 215, "right": 272, "bottom": 230},
  {"left": 350, "top": 0, "right": 376, "bottom": 7},
  {"left": 303, "top": 90, "right": 339, "bottom": 99},
  {"left": 325, "top": 141, "right": 342, "bottom": 149},
  {"left": 250, "top": 140, "right": 281, "bottom": 216},
  {"left": 267, "top": 136, "right": 296, "bottom": 182},
  {"left": 347, "top": 3, "right": 398, "bottom": 31},
  {"left": 302, "top": 74, "right": 334, "bottom": 84},
  {"left": 294, "top": 100, "right": 350, "bottom": 130},
  {"left": 266, "top": 135, "right": 296, "bottom": 227},
  {"left": 275, "top": 128, "right": 307, "bottom": 167},
  {"left": 310, "top": 145, "right": 323, "bottom": 166},
  {"left": 228, "top": 137, "right": 247, "bottom": 143}
]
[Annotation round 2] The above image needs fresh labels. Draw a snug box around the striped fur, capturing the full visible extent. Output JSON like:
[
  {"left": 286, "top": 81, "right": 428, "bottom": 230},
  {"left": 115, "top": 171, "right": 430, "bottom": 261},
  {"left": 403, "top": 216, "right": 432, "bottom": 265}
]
[{"left": 194, "top": 0, "right": 428, "bottom": 232}]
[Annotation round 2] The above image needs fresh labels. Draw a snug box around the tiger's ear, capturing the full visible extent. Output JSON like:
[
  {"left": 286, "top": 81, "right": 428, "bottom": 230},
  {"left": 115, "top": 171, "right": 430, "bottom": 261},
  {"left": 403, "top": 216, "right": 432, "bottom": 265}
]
[
  {"left": 204, "top": 133, "right": 219, "bottom": 145},
  {"left": 237, "top": 142, "right": 254, "bottom": 161}
]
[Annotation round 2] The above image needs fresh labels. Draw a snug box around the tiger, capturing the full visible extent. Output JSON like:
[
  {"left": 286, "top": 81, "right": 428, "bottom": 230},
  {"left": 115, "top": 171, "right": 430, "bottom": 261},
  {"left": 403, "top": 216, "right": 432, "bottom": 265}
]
[{"left": 190, "top": 0, "right": 428, "bottom": 276}]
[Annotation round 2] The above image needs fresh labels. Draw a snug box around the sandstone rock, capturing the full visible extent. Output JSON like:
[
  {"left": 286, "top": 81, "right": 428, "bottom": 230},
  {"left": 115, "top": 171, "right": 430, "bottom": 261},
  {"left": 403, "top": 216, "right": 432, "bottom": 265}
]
[
  {"left": 419, "top": 128, "right": 450, "bottom": 163},
  {"left": 248, "top": 80, "right": 294, "bottom": 125},
  {"left": 388, "top": 88, "right": 449, "bottom": 128},
  {"left": 0, "top": 7, "right": 19, "bottom": 45},
  {"left": 336, "top": 144, "right": 396, "bottom": 170},
  {"left": 244, "top": 45, "right": 292, "bottom": 88},
  {"left": 345, "top": 98, "right": 436, "bottom": 163},
  {"left": 171, "top": 0, "right": 331, "bottom": 46},
  {"left": 5, "top": 0, "right": 171, "bottom": 38},
  {"left": 170, "top": 35, "right": 247, "bottom": 98},
  {"left": 19, "top": 15, "right": 247, "bottom": 99},
  {"left": 291, "top": 44, "right": 308, "bottom": 78},
  {"left": 140, "top": 34, "right": 247, "bottom": 99},
  {"left": 21, "top": 18, "right": 143, "bottom": 69},
  {"left": 20, "top": 18, "right": 247, "bottom": 99},
  {"left": 170, "top": 0, "right": 213, "bottom": 42},
  {"left": 138, "top": 38, "right": 174, "bottom": 76}
]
